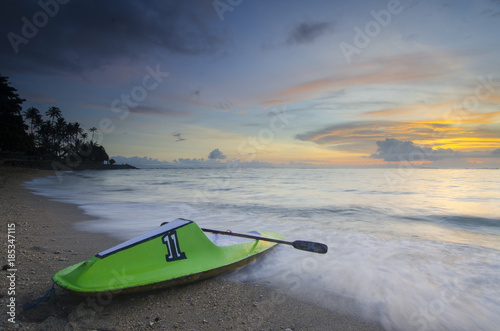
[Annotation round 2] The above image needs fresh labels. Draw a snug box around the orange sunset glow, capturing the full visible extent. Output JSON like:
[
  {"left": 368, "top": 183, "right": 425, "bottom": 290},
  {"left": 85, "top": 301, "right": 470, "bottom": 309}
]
[{"left": 1, "top": 0, "right": 499, "bottom": 168}]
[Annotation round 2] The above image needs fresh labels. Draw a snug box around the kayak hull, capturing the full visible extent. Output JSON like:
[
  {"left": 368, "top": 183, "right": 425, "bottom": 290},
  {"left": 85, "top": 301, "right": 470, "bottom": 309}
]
[
  {"left": 53, "top": 219, "right": 283, "bottom": 296},
  {"left": 58, "top": 248, "right": 271, "bottom": 296}
]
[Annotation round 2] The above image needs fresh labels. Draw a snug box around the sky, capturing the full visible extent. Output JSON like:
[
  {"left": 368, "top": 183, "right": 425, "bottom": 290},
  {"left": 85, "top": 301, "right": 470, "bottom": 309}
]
[{"left": 1, "top": 0, "right": 500, "bottom": 167}]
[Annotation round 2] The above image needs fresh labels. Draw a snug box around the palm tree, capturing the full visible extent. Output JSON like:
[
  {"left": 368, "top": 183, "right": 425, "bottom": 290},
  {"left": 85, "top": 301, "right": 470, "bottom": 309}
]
[
  {"left": 73, "top": 122, "right": 83, "bottom": 144},
  {"left": 23, "top": 107, "right": 40, "bottom": 134},
  {"left": 54, "top": 117, "right": 67, "bottom": 156},
  {"left": 81, "top": 132, "right": 88, "bottom": 143},
  {"left": 65, "top": 122, "right": 75, "bottom": 144},
  {"left": 33, "top": 114, "right": 43, "bottom": 132},
  {"left": 45, "top": 106, "right": 62, "bottom": 125},
  {"left": 89, "top": 127, "right": 98, "bottom": 144},
  {"left": 45, "top": 106, "right": 62, "bottom": 147},
  {"left": 37, "top": 120, "right": 53, "bottom": 154}
]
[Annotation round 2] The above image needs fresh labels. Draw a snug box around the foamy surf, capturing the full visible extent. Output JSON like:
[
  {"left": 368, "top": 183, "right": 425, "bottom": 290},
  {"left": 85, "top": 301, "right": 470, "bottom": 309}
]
[{"left": 24, "top": 168, "right": 500, "bottom": 330}]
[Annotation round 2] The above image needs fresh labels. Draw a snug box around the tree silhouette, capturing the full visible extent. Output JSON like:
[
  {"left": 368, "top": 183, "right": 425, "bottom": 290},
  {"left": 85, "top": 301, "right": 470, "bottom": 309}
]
[
  {"left": 89, "top": 127, "right": 98, "bottom": 143},
  {"left": 0, "top": 74, "right": 32, "bottom": 152},
  {"left": 54, "top": 117, "right": 67, "bottom": 156},
  {"left": 46, "top": 106, "right": 62, "bottom": 124},
  {"left": 72, "top": 122, "right": 83, "bottom": 144},
  {"left": 45, "top": 106, "right": 62, "bottom": 147},
  {"left": 23, "top": 107, "right": 41, "bottom": 134},
  {"left": 1, "top": 74, "right": 111, "bottom": 165},
  {"left": 37, "top": 120, "right": 52, "bottom": 154}
]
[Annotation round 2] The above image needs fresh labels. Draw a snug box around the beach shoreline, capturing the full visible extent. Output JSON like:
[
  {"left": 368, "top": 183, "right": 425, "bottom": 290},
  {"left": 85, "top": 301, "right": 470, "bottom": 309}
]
[{"left": 0, "top": 166, "right": 384, "bottom": 330}]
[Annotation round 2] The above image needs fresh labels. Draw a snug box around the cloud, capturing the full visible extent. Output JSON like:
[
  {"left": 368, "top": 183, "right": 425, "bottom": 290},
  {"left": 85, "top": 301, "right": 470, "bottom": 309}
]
[
  {"left": 286, "top": 20, "right": 334, "bottom": 45},
  {"left": 370, "top": 138, "right": 448, "bottom": 161},
  {"left": 361, "top": 94, "right": 500, "bottom": 123},
  {"left": 0, "top": 1, "right": 226, "bottom": 75},
  {"left": 111, "top": 155, "right": 285, "bottom": 169},
  {"left": 370, "top": 138, "right": 500, "bottom": 162},
  {"left": 296, "top": 120, "right": 500, "bottom": 156},
  {"left": 262, "top": 52, "right": 456, "bottom": 104},
  {"left": 296, "top": 121, "right": 387, "bottom": 144},
  {"left": 111, "top": 156, "right": 173, "bottom": 168},
  {"left": 295, "top": 121, "right": 448, "bottom": 146},
  {"left": 130, "top": 106, "right": 191, "bottom": 117},
  {"left": 208, "top": 148, "right": 227, "bottom": 160},
  {"left": 173, "top": 132, "right": 186, "bottom": 142}
]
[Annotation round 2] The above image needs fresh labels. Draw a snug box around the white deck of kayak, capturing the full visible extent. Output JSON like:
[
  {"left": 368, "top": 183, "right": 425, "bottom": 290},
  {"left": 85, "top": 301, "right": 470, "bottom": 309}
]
[{"left": 97, "top": 218, "right": 257, "bottom": 258}]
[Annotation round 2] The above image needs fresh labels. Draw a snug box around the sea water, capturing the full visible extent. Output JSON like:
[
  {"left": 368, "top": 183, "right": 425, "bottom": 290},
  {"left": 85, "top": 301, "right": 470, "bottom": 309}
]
[{"left": 24, "top": 168, "right": 500, "bottom": 330}]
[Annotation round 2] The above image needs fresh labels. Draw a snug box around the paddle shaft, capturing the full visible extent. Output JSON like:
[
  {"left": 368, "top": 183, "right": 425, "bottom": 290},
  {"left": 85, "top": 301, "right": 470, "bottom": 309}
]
[{"left": 201, "top": 228, "right": 328, "bottom": 254}]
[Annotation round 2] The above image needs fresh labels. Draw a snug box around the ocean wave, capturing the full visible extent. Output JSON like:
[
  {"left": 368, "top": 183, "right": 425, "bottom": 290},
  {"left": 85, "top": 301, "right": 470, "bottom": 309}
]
[
  {"left": 23, "top": 168, "right": 500, "bottom": 330},
  {"left": 403, "top": 215, "right": 500, "bottom": 229}
]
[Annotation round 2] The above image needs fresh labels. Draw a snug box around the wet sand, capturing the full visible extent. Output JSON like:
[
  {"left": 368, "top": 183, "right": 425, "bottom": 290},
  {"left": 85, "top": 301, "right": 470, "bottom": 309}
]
[{"left": 0, "top": 165, "right": 384, "bottom": 330}]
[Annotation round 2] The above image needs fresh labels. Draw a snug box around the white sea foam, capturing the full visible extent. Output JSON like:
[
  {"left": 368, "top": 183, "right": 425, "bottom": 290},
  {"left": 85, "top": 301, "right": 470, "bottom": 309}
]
[{"left": 24, "top": 168, "right": 500, "bottom": 330}]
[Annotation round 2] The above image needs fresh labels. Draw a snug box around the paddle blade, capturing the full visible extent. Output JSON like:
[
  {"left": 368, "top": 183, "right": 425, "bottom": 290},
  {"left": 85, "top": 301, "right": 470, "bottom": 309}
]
[{"left": 292, "top": 241, "right": 328, "bottom": 254}]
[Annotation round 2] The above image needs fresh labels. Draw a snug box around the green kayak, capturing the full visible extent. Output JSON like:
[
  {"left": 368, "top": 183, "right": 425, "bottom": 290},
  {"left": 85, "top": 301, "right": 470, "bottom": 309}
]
[{"left": 52, "top": 218, "right": 283, "bottom": 295}]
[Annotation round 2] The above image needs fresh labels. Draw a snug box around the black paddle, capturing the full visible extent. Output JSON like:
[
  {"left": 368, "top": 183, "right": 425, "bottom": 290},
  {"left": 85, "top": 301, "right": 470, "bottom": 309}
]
[{"left": 201, "top": 228, "right": 328, "bottom": 254}]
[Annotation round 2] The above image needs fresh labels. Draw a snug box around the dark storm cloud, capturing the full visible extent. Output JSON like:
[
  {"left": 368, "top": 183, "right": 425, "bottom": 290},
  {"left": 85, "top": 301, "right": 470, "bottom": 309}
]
[
  {"left": 286, "top": 20, "right": 334, "bottom": 45},
  {"left": 1, "top": 0, "right": 225, "bottom": 75}
]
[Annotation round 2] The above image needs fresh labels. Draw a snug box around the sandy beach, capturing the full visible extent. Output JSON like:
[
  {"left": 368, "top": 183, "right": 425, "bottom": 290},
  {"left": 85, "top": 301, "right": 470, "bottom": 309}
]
[{"left": 1, "top": 165, "right": 384, "bottom": 330}]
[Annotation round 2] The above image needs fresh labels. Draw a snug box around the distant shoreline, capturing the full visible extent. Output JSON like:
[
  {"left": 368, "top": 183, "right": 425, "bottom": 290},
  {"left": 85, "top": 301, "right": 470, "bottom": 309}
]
[
  {"left": 1, "top": 158, "right": 137, "bottom": 171},
  {"left": 4, "top": 158, "right": 499, "bottom": 171}
]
